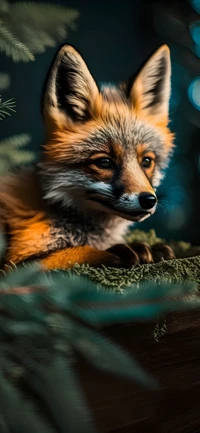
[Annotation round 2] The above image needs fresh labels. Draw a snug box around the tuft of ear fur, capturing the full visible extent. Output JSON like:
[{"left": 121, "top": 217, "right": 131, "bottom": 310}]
[
  {"left": 42, "top": 44, "right": 99, "bottom": 131},
  {"left": 129, "top": 45, "right": 171, "bottom": 124}
]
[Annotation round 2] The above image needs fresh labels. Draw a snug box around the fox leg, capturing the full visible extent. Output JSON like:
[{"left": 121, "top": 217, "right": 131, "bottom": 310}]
[
  {"left": 5, "top": 243, "right": 175, "bottom": 272},
  {"left": 40, "top": 242, "right": 175, "bottom": 271},
  {"left": 40, "top": 245, "right": 138, "bottom": 270}
]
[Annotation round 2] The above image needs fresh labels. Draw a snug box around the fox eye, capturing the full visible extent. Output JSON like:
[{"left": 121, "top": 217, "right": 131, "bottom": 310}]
[
  {"left": 142, "top": 156, "right": 153, "bottom": 168},
  {"left": 94, "top": 157, "right": 113, "bottom": 169}
]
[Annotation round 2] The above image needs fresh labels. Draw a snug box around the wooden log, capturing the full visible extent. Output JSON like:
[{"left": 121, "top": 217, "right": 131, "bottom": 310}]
[{"left": 78, "top": 309, "right": 200, "bottom": 433}]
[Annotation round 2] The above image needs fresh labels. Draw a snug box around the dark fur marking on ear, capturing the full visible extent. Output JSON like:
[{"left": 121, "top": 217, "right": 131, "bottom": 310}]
[
  {"left": 144, "top": 57, "right": 168, "bottom": 110},
  {"left": 124, "top": 45, "right": 168, "bottom": 103},
  {"left": 55, "top": 53, "right": 91, "bottom": 122},
  {"left": 41, "top": 43, "right": 98, "bottom": 122},
  {"left": 41, "top": 44, "right": 69, "bottom": 116}
]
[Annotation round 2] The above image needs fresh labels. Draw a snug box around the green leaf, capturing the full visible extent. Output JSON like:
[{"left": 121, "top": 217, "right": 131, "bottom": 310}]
[
  {"left": 0, "top": 262, "right": 42, "bottom": 290},
  {"left": 66, "top": 280, "right": 200, "bottom": 325},
  {"left": 0, "top": 368, "right": 56, "bottom": 433},
  {"left": 72, "top": 321, "right": 157, "bottom": 389},
  {"left": 25, "top": 354, "right": 97, "bottom": 433}
]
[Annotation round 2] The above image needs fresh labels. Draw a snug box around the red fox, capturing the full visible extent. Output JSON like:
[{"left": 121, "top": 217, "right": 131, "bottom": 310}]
[{"left": 0, "top": 44, "right": 175, "bottom": 270}]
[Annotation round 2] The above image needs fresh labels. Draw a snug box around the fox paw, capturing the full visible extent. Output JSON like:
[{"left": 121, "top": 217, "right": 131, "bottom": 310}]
[
  {"left": 150, "top": 242, "right": 176, "bottom": 262},
  {"left": 106, "top": 244, "right": 139, "bottom": 268},
  {"left": 106, "top": 242, "right": 175, "bottom": 268}
]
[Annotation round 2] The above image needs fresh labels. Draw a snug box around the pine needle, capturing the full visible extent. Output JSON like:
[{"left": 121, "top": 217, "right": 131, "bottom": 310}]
[
  {"left": 0, "top": 2, "right": 79, "bottom": 62},
  {"left": 0, "top": 134, "right": 35, "bottom": 174},
  {"left": 0, "top": 19, "right": 34, "bottom": 62},
  {"left": 0, "top": 134, "right": 31, "bottom": 148},
  {"left": 0, "top": 97, "right": 16, "bottom": 120}
]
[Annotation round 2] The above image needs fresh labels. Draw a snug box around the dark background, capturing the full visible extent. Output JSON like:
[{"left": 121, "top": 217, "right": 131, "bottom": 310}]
[{"left": 1, "top": 0, "right": 200, "bottom": 244}]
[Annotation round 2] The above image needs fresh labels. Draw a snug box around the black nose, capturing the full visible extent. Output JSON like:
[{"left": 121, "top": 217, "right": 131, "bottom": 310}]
[{"left": 138, "top": 193, "right": 157, "bottom": 210}]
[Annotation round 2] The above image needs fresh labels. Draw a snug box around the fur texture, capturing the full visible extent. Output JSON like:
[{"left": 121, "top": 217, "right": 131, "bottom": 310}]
[{"left": 0, "top": 44, "right": 174, "bottom": 268}]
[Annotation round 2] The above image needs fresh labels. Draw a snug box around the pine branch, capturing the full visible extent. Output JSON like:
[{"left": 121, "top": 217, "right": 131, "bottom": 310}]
[
  {"left": 0, "top": 2, "right": 79, "bottom": 62},
  {"left": 0, "top": 133, "right": 31, "bottom": 148},
  {"left": 0, "top": 134, "right": 34, "bottom": 174},
  {"left": 0, "top": 19, "right": 34, "bottom": 62},
  {"left": 0, "top": 0, "right": 9, "bottom": 13},
  {"left": 0, "top": 96, "right": 15, "bottom": 120}
]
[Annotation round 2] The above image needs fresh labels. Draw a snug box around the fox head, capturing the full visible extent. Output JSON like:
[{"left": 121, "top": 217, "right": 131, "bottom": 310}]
[{"left": 39, "top": 44, "right": 174, "bottom": 222}]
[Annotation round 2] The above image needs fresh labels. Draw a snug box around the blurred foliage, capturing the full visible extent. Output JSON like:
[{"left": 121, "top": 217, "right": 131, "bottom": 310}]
[
  {"left": 0, "top": 228, "right": 200, "bottom": 431},
  {"left": 0, "top": 134, "right": 34, "bottom": 173},
  {"left": 0, "top": 0, "right": 79, "bottom": 62},
  {"left": 0, "top": 96, "right": 34, "bottom": 173},
  {"left": 0, "top": 72, "right": 10, "bottom": 91},
  {"left": 126, "top": 228, "right": 165, "bottom": 245},
  {"left": 0, "top": 0, "right": 79, "bottom": 175}
]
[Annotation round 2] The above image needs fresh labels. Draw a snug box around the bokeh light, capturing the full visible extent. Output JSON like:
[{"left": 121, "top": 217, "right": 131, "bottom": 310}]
[
  {"left": 190, "top": 22, "right": 200, "bottom": 45},
  {"left": 188, "top": 77, "right": 200, "bottom": 110},
  {"left": 190, "top": 0, "right": 200, "bottom": 14},
  {"left": 163, "top": 205, "right": 189, "bottom": 231},
  {"left": 194, "top": 43, "right": 200, "bottom": 58}
]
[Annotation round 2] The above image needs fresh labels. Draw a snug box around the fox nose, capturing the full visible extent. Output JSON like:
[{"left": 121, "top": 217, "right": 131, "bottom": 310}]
[{"left": 138, "top": 192, "right": 157, "bottom": 210}]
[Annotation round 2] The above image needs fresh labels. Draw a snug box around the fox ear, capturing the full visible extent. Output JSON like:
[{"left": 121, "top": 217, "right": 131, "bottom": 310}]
[
  {"left": 129, "top": 45, "right": 171, "bottom": 123},
  {"left": 42, "top": 45, "right": 99, "bottom": 130}
]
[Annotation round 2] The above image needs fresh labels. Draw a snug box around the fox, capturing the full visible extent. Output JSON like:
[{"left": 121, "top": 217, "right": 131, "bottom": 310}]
[{"left": 0, "top": 44, "right": 176, "bottom": 270}]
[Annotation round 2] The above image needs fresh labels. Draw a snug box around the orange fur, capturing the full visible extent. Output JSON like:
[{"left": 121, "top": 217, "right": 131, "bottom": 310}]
[
  {"left": 0, "top": 44, "right": 174, "bottom": 271},
  {"left": 0, "top": 171, "right": 120, "bottom": 268},
  {"left": 0, "top": 170, "right": 51, "bottom": 264},
  {"left": 40, "top": 246, "right": 120, "bottom": 270}
]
